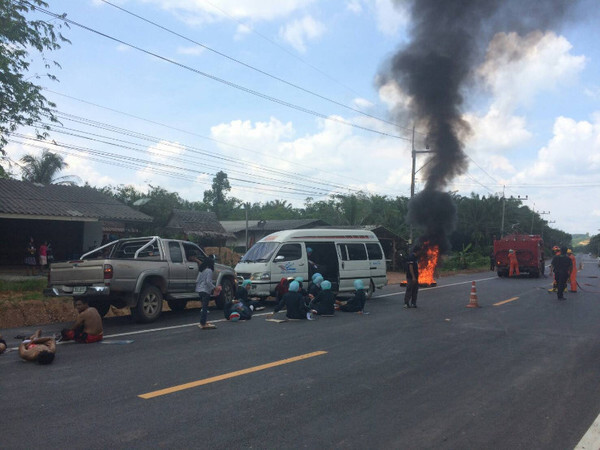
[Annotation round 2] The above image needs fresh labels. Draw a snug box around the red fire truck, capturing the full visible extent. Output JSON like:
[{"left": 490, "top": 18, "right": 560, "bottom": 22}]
[{"left": 493, "top": 234, "right": 545, "bottom": 278}]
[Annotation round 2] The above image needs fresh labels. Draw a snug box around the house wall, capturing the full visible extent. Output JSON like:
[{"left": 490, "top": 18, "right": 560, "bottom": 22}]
[
  {"left": 0, "top": 218, "right": 84, "bottom": 265},
  {"left": 83, "top": 221, "right": 104, "bottom": 252}
]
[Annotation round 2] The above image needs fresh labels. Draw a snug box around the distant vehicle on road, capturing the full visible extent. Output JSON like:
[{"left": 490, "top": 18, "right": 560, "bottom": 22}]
[
  {"left": 494, "top": 233, "right": 545, "bottom": 278},
  {"left": 44, "top": 236, "right": 237, "bottom": 323}
]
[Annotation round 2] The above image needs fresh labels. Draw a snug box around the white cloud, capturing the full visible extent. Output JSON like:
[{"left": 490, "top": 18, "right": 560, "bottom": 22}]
[
  {"left": 478, "top": 31, "right": 586, "bottom": 111},
  {"left": 346, "top": 0, "right": 362, "bottom": 14},
  {"left": 352, "top": 97, "right": 374, "bottom": 109},
  {"left": 372, "top": 0, "right": 409, "bottom": 36},
  {"left": 279, "top": 15, "right": 325, "bottom": 53},
  {"left": 464, "top": 106, "right": 532, "bottom": 153},
  {"left": 136, "top": 0, "right": 317, "bottom": 23},
  {"left": 116, "top": 44, "right": 130, "bottom": 52}
]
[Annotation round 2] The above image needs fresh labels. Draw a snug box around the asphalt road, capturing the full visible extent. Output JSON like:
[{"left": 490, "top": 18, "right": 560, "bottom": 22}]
[{"left": 3, "top": 256, "right": 600, "bottom": 449}]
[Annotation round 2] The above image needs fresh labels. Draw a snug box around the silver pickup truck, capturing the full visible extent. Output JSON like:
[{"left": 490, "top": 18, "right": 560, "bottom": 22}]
[{"left": 44, "top": 236, "right": 237, "bottom": 323}]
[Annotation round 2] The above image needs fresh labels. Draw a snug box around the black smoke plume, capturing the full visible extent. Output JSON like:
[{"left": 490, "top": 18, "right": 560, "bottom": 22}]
[{"left": 380, "top": 0, "right": 577, "bottom": 251}]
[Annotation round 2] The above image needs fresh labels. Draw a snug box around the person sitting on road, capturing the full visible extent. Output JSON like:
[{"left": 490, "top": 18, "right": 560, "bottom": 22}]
[
  {"left": 310, "top": 280, "right": 336, "bottom": 316},
  {"left": 0, "top": 332, "right": 7, "bottom": 355},
  {"left": 336, "top": 279, "right": 367, "bottom": 314},
  {"left": 270, "top": 281, "right": 314, "bottom": 320},
  {"left": 61, "top": 298, "right": 104, "bottom": 343},
  {"left": 274, "top": 277, "right": 291, "bottom": 304},
  {"left": 294, "top": 276, "right": 308, "bottom": 296},
  {"left": 235, "top": 280, "right": 264, "bottom": 311},
  {"left": 18, "top": 330, "right": 56, "bottom": 364},
  {"left": 224, "top": 299, "right": 253, "bottom": 321},
  {"left": 308, "top": 273, "right": 324, "bottom": 301}
]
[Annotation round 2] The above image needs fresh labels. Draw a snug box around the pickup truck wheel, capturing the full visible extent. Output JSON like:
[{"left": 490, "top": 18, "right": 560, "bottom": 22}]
[
  {"left": 89, "top": 301, "right": 110, "bottom": 317},
  {"left": 215, "top": 279, "right": 234, "bottom": 309},
  {"left": 167, "top": 299, "right": 187, "bottom": 312},
  {"left": 132, "top": 285, "right": 163, "bottom": 323}
]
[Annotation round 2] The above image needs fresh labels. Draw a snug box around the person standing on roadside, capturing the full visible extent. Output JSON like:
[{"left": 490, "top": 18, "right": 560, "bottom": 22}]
[
  {"left": 404, "top": 248, "right": 419, "bottom": 308},
  {"left": 567, "top": 249, "right": 577, "bottom": 293},
  {"left": 39, "top": 241, "right": 48, "bottom": 273},
  {"left": 551, "top": 246, "right": 572, "bottom": 300},
  {"left": 192, "top": 257, "right": 218, "bottom": 330},
  {"left": 25, "top": 237, "right": 36, "bottom": 276}
]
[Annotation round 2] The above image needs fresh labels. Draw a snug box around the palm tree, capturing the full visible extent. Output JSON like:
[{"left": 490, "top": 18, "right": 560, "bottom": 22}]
[{"left": 20, "top": 150, "right": 79, "bottom": 185}]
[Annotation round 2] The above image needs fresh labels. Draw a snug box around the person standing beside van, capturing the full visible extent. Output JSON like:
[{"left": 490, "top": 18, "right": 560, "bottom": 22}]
[{"left": 192, "top": 257, "right": 217, "bottom": 330}]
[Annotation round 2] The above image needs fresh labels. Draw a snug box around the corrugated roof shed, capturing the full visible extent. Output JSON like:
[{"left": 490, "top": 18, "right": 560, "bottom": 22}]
[
  {"left": 166, "top": 209, "right": 233, "bottom": 239},
  {"left": 0, "top": 179, "right": 152, "bottom": 222}
]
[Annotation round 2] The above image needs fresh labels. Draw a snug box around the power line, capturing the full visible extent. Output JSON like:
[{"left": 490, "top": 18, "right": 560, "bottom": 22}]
[
  {"left": 32, "top": 4, "right": 410, "bottom": 141},
  {"left": 99, "top": 0, "right": 420, "bottom": 136}
]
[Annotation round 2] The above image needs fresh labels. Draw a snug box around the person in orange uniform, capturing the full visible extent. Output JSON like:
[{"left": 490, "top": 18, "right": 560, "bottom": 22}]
[
  {"left": 567, "top": 249, "right": 577, "bottom": 292},
  {"left": 508, "top": 249, "right": 520, "bottom": 277}
]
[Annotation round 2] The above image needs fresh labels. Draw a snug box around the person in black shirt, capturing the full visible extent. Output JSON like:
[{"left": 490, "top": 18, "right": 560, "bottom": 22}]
[
  {"left": 404, "top": 247, "right": 419, "bottom": 308},
  {"left": 337, "top": 279, "right": 367, "bottom": 314},
  {"left": 308, "top": 273, "right": 323, "bottom": 301},
  {"left": 551, "top": 246, "right": 572, "bottom": 300},
  {"left": 235, "top": 280, "right": 263, "bottom": 311},
  {"left": 271, "top": 281, "right": 313, "bottom": 320},
  {"left": 311, "top": 280, "right": 336, "bottom": 316}
]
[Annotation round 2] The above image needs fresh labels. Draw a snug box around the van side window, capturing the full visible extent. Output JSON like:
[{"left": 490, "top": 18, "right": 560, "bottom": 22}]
[
  {"left": 346, "top": 244, "right": 367, "bottom": 260},
  {"left": 275, "top": 244, "right": 302, "bottom": 261},
  {"left": 169, "top": 242, "right": 183, "bottom": 263},
  {"left": 337, "top": 244, "right": 348, "bottom": 261},
  {"left": 366, "top": 243, "right": 383, "bottom": 260}
]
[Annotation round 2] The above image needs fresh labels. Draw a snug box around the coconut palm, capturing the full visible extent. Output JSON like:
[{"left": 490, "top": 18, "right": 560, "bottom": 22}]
[{"left": 20, "top": 150, "right": 79, "bottom": 185}]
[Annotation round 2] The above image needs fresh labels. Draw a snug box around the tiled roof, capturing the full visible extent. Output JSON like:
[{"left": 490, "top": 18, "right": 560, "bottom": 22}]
[
  {"left": 0, "top": 179, "right": 152, "bottom": 222},
  {"left": 220, "top": 219, "right": 330, "bottom": 233},
  {"left": 166, "top": 209, "right": 233, "bottom": 238}
]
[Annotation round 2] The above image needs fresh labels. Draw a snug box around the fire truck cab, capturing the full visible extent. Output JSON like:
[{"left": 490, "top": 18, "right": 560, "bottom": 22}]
[{"left": 494, "top": 234, "right": 545, "bottom": 278}]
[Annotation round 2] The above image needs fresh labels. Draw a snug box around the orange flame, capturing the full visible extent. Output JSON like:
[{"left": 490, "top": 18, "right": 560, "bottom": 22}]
[{"left": 418, "top": 242, "right": 439, "bottom": 285}]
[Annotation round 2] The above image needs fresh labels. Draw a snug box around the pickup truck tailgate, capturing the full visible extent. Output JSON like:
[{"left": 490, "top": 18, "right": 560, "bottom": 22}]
[{"left": 49, "top": 260, "right": 106, "bottom": 285}]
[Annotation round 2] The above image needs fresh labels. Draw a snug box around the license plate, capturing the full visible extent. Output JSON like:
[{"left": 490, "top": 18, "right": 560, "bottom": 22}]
[{"left": 73, "top": 286, "right": 86, "bottom": 294}]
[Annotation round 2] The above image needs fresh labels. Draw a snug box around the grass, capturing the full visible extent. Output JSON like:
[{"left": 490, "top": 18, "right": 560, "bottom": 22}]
[{"left": 0, "top": 278, "right": 47, "bottom": 292}]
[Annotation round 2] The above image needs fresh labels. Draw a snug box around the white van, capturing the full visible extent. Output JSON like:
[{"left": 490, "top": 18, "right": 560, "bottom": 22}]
[{"left": 234, "top": 229, "right": 387, "bottom": 298}]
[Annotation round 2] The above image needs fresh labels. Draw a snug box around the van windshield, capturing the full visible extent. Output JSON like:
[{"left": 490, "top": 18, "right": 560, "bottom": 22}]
[{"left": 240, "top": 242, "right": 279, "bottom": 263}]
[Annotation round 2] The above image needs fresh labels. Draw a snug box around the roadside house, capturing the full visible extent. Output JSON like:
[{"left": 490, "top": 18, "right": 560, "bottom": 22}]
[
  {"left": 165, "top": 209, "right": 232, "bottom": 247},
  {"left": 0, "top": 179, "right": 152, "bottom": 265}
]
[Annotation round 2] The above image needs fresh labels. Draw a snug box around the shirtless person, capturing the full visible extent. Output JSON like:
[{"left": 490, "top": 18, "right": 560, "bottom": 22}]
[
  {"left": 61, "top": 298, "right": 104, "bottom": 343},
  {"left": 0, "top": 333, "right": 7, "bottom": 354},
  {"left": 18, "top": 330, "right": 56, "bottom": 364}
]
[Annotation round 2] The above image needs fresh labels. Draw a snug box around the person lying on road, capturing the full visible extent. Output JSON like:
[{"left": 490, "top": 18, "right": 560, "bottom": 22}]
[{"left": 19, "top": 329, "right": 56, "bottom": 364}]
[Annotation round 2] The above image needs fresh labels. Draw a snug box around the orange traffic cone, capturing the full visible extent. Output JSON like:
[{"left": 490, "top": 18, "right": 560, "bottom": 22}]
[{"left": 466, "top": 281, "right": 480, "bottom": 308}]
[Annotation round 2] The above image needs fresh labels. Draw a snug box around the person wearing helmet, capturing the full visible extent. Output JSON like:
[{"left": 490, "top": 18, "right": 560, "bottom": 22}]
[
  {"left": 224, "top": 298, "right": 252, "bottom": 321},
  {"left": 270, "top": 280, "right": 314, "bottom": 320},
  {"left": 235, "top": 280, "right": 264, "bottom": 311},
  {"left": 306, "top": 247, "right": 318, "bottom": 279},
  {"left": 336, "top": 279, "right": 367, "bottom": 313},
  {"left": 567, "top": 249, "right": 577, "bottom": 293},
  {"left": 310, "top": 280, "right": 336, "bottom": 316},
  {"left": 550, "top": 246, "right": 572, "bottom": 300},
  {"left": 308, "top": 273, "right": 324, "bottom": 300},
  {"left": 508, "top": 249, "right": 520, "bottom": 277}
]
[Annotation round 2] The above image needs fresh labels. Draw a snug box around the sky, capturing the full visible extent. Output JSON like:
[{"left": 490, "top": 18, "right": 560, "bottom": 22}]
[{"left": 3, "top": 0, "right": 600, "bottom": 236}]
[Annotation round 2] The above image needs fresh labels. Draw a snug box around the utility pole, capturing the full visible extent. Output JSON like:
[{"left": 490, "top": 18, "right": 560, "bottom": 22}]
[
  {"left": 531, "top": 205, "right": 550, "bottom": 234},
  {"left": 500, "top": 188, "right": 527, "bottom": 237},
  {"left": 245, "top": 202, "right": 249, "bottom": 252},
  {"left": 409, "top": 124, "right": 432, "bottom": 245}
]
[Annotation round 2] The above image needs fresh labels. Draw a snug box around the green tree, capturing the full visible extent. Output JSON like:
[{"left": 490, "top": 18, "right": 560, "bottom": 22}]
[
  {"left": 20, "top": 149, "right": 78, "bottom": 184},
  {"left": 1, "top": 0, "right": 69, "bottom": 153},
  {"left": 203, "top": 171, "right": 240, "bottom": 219}
]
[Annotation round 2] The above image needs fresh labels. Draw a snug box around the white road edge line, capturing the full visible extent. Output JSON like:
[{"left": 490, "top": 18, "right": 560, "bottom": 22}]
[
  {"left": 575, "top": 412, "right": 600, "bottom": 449},
  {"left": 373, "top": 276, "right": 498, "bottom": 299}
]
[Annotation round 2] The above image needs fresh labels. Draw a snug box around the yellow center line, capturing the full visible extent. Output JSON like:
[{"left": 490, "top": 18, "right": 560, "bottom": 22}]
[
  {"left": 493, "top": 296, "right": 519, "bottom": 306},
  {"left": 139, "top": 350, "right": 328, "bottom": 399}
]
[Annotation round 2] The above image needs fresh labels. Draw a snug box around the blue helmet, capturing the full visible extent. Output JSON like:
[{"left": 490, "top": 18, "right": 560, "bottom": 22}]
[
  {"left": 307, "top": 247, "right": 313, "bottom": 254},
  {"left": 294, "top": 276, "right": 304, "bottom": 284},
  {"left": 321, "top": 280, "right": 332, "bottom": 290},
  {"left": 288, "top": 281, "right": 300, "bottom": 292},
  {"left": 241, "top": 280, "right": 252, "bottom": 287},
  {"left": 229, "top": 311, "right": 240, "bottom": 321},
  {"left": 311, "top": 272, "right": 322, "bottom": 282},
  {"left": 353, "top": 279, "right": 364, "bottom": 290},
  {"left": 313, "top": 275, "right": 324, "bottom": 285}
]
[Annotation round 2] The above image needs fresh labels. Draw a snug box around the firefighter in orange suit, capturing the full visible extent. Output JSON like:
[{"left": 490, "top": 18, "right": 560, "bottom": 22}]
[
  {"left": 567, "top": 249, "right": 577, "bottom": 292},
  {"left": 508, "top": 249, "right": 520, "bottom": 277}
]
